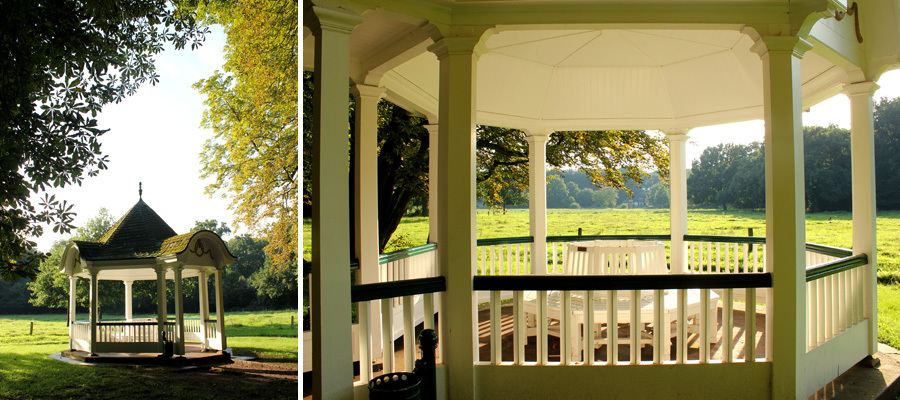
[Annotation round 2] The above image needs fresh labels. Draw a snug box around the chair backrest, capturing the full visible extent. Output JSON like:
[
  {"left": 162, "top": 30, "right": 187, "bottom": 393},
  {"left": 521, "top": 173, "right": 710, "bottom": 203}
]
[{"left": 565, "top": 240, "right": 667, "bottom": 276}]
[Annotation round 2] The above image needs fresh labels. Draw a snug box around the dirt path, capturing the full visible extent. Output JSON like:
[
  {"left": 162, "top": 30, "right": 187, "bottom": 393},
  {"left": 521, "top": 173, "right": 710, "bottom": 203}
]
[{"left": 152, "top": 358, "right": 299, "bottom": 399}]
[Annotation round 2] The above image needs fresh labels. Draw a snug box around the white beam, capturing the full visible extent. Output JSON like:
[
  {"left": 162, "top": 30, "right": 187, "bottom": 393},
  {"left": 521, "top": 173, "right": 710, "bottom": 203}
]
[
  {"left": 426, "top": 122, "right": 439, "bottom": 244},
  {"left": 526, "top": 131, "right": 549, "bottom": 275},
  {"left": 352, "top": 83, "right": 385, "bottom": 364},
  {"left": 155, "top": 265, "right": 168, "bottom": 354},
  {"left": 666, "top": 130, "right": 690, "bottom": 274},
  {"left": 845, "top": 81, "right": 879, "bottom": 356},
  {"left": 428, "top": 35, "right": 483, "bottom": 400},
  {"left": 88, "top": 268, "right": 98, "bottom": 356},
  {"left": 124, "top": 280, "right": 133, "bottom": 321},
  {"left": 173, "top": 264, "right": 185, "bottom": 356},
  {"left": 198, "top": 270, "right": 210, "bottom": 351},
  {"left": 752, "top": 36, "right": 811, "bottom": 400},
  {"left": 309, "top": 6, "right": 363, "bottom": 399}
]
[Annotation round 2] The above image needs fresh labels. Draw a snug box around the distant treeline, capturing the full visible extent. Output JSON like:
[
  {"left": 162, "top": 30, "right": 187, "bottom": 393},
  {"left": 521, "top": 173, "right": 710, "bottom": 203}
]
[{"left": 474, "top": 97, "right": 900, "bottom": 213}]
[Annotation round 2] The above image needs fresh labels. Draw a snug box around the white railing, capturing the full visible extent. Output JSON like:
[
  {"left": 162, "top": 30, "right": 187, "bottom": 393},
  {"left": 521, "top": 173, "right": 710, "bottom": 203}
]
[
  {"left": 352, "top": 277, "right": 444, "bottom": 388},
  {"left": 96, "top": 321, "right": 173, "bottom": 343},
  {"left": 805, "top": 253, "right": 867, "bottom": 351},
  {"left": 72, "top": 321, "right": 89, "bottom": 342},
  {"left": 477, "top": 237, "right": 532, "bottom": 275},
  {"left": 205, "top": 320, "right": 218, "bottom": 339},
  {"left": 379, "top": 243, "right": 438, "bottom": 283},
  {"left": 686, "top": 236, "right": 766, "bottom": 274},
  {"left": 473, "top": 274, "right": 771, "bottom": 366}
]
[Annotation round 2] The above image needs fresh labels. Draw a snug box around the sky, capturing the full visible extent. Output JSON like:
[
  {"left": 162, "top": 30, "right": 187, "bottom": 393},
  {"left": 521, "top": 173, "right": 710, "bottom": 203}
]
[{"left": 32, "top": 26, "right": 233, "bottom": 252}]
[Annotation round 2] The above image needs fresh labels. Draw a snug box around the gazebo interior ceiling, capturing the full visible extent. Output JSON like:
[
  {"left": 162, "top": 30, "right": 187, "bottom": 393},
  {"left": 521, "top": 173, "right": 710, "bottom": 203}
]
[{"left": 305, "top": 21, "right": 848, "bottom": 132}]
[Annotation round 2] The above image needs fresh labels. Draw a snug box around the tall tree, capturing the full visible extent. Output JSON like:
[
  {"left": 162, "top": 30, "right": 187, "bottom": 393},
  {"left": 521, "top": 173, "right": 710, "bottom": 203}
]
[
  {"left": 0, "top": 0, "right": 207, "bottom": 281},
  {"left": 28, "top": 208, "right": 118, "bottom": 308},
  {"left": 875, "top": 97, "right": 900, "bottom": 209},
  {"left": 192, "top": 219, "right": 232, "bottom": 237},
  {"left": 804, "top": 125, "right": 851, "bottom": 212},
  {"left": 191, "top": 0, "right": 298, "bottom": 270}
]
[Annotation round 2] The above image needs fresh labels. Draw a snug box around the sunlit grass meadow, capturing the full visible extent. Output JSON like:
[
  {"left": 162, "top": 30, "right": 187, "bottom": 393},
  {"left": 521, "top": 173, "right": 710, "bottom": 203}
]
[{"left": 0, "top": 310, "right": 298, "bottom": 399}]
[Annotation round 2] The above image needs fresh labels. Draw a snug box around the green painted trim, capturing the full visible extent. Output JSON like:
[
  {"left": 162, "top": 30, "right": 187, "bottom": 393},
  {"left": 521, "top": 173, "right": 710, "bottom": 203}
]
[
  {"left": 806, "top": 254, "right": 868, "bottom": 282},
  {"left": 476, "top": 236, "right": 534, "bottom": 246},
  {"left": 684, "top": 234, "right": 766, "bottom": 244},
  {"left": 473, "top": 273, "right": 772, "bottom": 291},
  {"left": 546, "top": 234, "right": 670, "bottom": 242},
  {"left": 379, "top": 243, "right": 438, "bottom": 265},
  {"left": 804, "top": 243, "right": 853, "bottom": 258},
  {"left": 351, "top": 276, "right": 446, "bottom": 303}
]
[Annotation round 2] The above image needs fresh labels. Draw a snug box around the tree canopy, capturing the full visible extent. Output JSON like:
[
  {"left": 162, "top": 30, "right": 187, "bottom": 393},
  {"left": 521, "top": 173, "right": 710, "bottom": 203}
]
[
  {"left": 191, "top": 0, "right": 298, "bottom": 270},
  {"left": 0, "top": 0, "right": 207, "bottom": 281}
]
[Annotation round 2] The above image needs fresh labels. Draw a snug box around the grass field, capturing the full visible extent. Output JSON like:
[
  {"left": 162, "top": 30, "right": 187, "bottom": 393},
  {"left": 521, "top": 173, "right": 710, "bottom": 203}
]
[
  {"left": 302, "top": 207, "right": 900, "bottom": 347},
  {"left": 0, "top": 310, "right": 298, "bottom": 399}
]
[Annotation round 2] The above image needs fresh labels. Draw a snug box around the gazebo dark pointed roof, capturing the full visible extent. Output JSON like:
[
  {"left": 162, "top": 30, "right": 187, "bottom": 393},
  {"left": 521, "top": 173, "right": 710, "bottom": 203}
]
[{"left": 73, "top": 199, "right": 179, "bottom": 261}]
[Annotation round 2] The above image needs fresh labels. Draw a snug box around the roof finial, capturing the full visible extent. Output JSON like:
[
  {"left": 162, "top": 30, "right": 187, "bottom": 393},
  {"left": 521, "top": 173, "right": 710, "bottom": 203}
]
[{"left": 139, "top": 182, "right": 142, "bottom": 199}]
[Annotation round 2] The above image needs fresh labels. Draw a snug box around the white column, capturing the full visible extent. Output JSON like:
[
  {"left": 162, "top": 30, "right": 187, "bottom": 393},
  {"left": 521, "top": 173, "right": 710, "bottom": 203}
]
[
  {"left": 123, "top": 280, "right": 133, "bottom": 321},
  {"left": 69, "top": 275, "right": 76, "bottom": 350},
  {"left": 173, "top": 264, "right": 185, "bottom": 355},
  {"left": 214, "top": 269, "right": 227, "bottom": 352},
  {"left": 426, "top": 122, "right": 440, "bottom": 243},
  {"left": 199, "top": 270, "right": 210, "bottom": 351},
  {"left": 666, "top": 131, "right": 690, "bottom": 274},
  {"left": 526, "top": 132, "right": 549, "bottom": 275},
  {"left": 428, "top": 35, "right": 483, "bottom": 399},
  {"left": 88, "top": 268, "right": 98, "bottom": 356},
  {"left": 846, "top": 81, "right": 879, "bottom": 355},
  {"left": 352, "top": 84, "right": 385, "bottom": 363},
  {"left": 155, "top": 265, "right": 168, "bottom": 353},
  {"left": 752, "top": 36, "right": 811, "bottom": 400},
  {"left": 308, "top": 6, "right": 362, "bottom": 399}
]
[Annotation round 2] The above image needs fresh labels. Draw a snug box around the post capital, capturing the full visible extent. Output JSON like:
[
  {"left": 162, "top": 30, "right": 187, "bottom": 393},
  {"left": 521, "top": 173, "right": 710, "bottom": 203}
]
[
  {"left": 750, "top": 36, "right": 813, "bottom": 60},
  {"left": 843, "top": 81, "right": 880, "bottom": 97},
  {"left": 427, "top": 37, "right": 488, "bottom": 61},
  {"left": 423, "top": 123, "right": 440, "bottom": 135},
  {"left": 524, "top": 129, "right": 551, "bottom": 142},
  {"left": 663, "top": 129, "right": 691, "bottom": 142},
  {"left": 350, "top": 84, "right": 386, "bottom": 100},
  {"left": 304, "top": 5, "right": 364, "bottom": 36}
]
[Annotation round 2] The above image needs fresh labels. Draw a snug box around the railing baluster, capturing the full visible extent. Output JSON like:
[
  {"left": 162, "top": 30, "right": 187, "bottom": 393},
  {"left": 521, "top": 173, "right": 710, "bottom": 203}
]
[
  {"left": 561, "top": 290, "right": 571, "bottom": 365},
  {"left": 423, "top": 293, "right": 434, "bottom": 330},
  {"left": 381, "top": 298, "right": 393, "bottom": 373},
  {"left": 403, "top": 295, "right": 415, "bottom": 371},
  {"left": 491, "top": 290, "right": 501, "bottom": 365},
  {"left": 706, "top": 242, "right": 712, "bottom": 273},
  {"left": 808, "top": 281, "right": 817, "bottom": 350},
  {"left": 723, "top": 288, "right": 733, "bottom": 363},
  {"left": 609, "top": 289, "right": 617, "bottom": 365},
  {"left": 585, "top": 290, "right": 595, "bottom": 366},
  {"left": 630, "top": 289, "right": 639, "bottom": 365},
  {"left": 676, "top": 289, "right": 686, "bottom": 364},
  {"left": 539, "top": 290, "right": 548, "bottom": 365},
  {"left": 653, "top": 289, "right": 662, "bottom": 364},
  {"left": 700, "top": 288, "right": 710, "bottom": 364},
  {"left": 514, "top": 290, "right": 525, "bottom": 365},
  {"left": 746, "top": 288, "right": 756, "bottom": 363},
  {"left": 359, "top": 302, "right": 371, "bottom": 382}
]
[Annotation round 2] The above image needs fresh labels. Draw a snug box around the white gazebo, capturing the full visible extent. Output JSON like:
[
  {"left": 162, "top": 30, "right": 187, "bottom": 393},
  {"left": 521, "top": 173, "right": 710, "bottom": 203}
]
[
  {"left": 305, "top": 0, "right": 900, "bottom": 398},
  {"left": 59, "top": 192, "right": 235, "bottom": 358}
]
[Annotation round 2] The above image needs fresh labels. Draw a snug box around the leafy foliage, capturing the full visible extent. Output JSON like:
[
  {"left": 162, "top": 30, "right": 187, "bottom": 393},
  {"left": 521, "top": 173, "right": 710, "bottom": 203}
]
[
  {"left": 0, "top": 0, "right": 207, "bottom": 281},
  {"left": 191, "top": 0, "right": 298, "bottom": 270},
  {"left": 875, "top": 97, "right": 900, "bottom": 209},
  {"left": 478, "top": 128, "right": 670, "bottom": 209}
]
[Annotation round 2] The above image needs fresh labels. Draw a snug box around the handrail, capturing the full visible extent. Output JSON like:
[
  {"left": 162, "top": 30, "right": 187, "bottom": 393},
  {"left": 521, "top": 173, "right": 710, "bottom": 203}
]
[
  {"left": 684, "top": 234, "right": 765, "bottom": 244},
  {"left": 477, "top": 236, "right": 534, "bottom": 246},
  {"left": 547, "top": 234, "right": 670, "bottom": 242},
  {"left": 804, "top": 243, "right": 853, "bottom": 258},
  {"left": 96, "top": 321, "right": 175, "bottom": 326},
  {"left": 351, "top": 276, "right": 446, "bottom": 303},
  {"left": 473, "top": 273, "right": 772, "bottom": 291},
  {"left": 806, "top": 253, "right": 868, "bottom": 282},
  {"left": 379, "top": 243, "right": 438, "bottom": 265}
]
